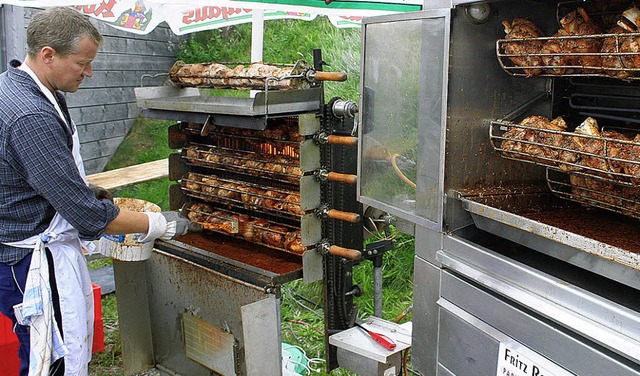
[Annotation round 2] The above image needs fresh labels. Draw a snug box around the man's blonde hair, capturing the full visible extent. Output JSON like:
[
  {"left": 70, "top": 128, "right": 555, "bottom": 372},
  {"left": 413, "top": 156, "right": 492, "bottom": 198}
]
[{"left": 26, "top": 7, "right": 103, "bottom": 57}]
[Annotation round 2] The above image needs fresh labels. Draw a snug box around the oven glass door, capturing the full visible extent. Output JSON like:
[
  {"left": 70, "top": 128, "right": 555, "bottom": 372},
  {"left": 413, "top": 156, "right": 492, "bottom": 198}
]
[{"left": 358, "top": 10, "right": 450, "bottom": 230}]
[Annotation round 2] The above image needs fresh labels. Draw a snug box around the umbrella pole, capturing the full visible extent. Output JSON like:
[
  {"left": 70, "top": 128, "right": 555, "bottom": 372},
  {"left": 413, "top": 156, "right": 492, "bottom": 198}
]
[{"left": 250, "top": 9, "right": 265, "bottom": 98}]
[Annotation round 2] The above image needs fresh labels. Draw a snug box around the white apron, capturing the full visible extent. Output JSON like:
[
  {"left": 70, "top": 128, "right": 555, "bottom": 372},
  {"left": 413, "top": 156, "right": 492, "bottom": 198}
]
[{"left": 2, "top": 64, "right": 95, "bottom": 376}]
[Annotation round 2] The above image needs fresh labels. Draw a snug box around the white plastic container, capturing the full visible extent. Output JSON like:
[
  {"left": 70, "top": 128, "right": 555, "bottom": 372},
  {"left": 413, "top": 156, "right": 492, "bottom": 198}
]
[{"left": 98, "top": 197, "right": 160, "bottom": 261}]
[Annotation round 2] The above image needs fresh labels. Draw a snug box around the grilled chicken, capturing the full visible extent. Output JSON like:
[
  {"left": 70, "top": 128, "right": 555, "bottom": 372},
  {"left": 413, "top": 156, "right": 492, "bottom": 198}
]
[
  {"left": 501, "top": 115, "right": 568, "bottom": 163},
  {"left": 170, "top": 61, "right": 294, "bottom": 89},
  {"left": 602, "top": 25, "right": 634, "bottom": 79},
  {"left": 619, "top": 134, "right": 640, "bottom": 185},
  {"left": 601, "top": 130, "right": 629, "bottom": 174},
  {"left": 543, "top": 8, "right": 602, "bottom": 75},
  {"left": 183, "top": 172, "right": 302, "bottom": 215},
  {"left": 502, "top": 18, "right": 546, "bottom": 77},
  {"left": 572, "top": 117, "right": 609, "bottom": 172},
  {"left": 186, "top": 202, "right": 304, "bottom": 253},
  {"left": 184, "top": 145, "right": 302, "bottom": 183},
  {"left": 601, "top": 7, "right": 640, "bottom": 79},
  {"left": 572, "top": 8, "right": 603, "bottom": 73}
]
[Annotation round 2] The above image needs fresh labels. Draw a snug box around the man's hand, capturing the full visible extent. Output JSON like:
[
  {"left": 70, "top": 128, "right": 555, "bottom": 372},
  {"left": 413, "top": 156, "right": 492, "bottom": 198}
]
[
  {"left": 160, "top": 211, "right": 203, "bottom": 238},
  {"left": 89, "top": 184, "right": 113, "bottom": 202},
  {"left": 140, "top": 211, "right": 202, "bottom": 242}
]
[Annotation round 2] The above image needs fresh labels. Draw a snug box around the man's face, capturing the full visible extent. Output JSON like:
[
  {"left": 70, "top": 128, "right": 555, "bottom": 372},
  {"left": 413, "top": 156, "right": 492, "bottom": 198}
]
[{"left": 49, "top": 36, "right": 98, "bottom": 93}]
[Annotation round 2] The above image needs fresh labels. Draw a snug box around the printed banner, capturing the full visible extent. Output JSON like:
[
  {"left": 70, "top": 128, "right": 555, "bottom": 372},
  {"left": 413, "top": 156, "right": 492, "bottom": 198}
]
[
  {"left": 163, "top": 4, "right": 317, "bottom": 35},
  {"left": 327, "top": 14, "right": 364, "bottom": 28},
  {"left": 75, "top": 1, "right": 165, "bottom": 35},
  {"left": 2, "top": 0, "right": 420, "bottom": 34},
  {"left": 0, "top": 0, "right": 96, "bottom": 5}
]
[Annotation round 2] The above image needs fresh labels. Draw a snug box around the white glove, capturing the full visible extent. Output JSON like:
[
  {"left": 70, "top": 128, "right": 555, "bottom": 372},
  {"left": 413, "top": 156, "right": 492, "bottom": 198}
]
[
  {"left": 140, "top": 212, "right": 175, "bottom": 242},
  {"left": 140, "top": 211, "right": 200, "bottom": 242}
]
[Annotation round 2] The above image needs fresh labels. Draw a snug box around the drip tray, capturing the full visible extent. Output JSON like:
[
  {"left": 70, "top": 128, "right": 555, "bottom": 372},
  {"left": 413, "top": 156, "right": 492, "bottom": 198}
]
[
  {"left": 155, "top": 232, "right": 302, "bottom": 288},
  {"left": 459, "top": 192, "right": 640, "bottom": 290}
]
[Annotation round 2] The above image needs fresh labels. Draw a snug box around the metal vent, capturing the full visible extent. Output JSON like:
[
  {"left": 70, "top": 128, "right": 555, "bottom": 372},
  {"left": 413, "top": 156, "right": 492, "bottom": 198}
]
[{"left": 182, "top": 312, "right": 238, "bottom": 375}]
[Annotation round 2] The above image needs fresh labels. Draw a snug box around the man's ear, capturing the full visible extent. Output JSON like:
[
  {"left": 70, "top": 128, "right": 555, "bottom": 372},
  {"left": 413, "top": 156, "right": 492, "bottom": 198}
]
[{"left": 41, "top": 46, "right": 56, "bottom": 66}]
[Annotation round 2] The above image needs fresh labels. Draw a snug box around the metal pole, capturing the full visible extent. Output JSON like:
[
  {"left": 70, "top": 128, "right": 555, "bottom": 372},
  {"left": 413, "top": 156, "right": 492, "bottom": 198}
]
[
  {"left": 250, "top": 10, "right": 265, "bottom": 98},
  {"left": 373, "top": 255, "right": 383, "bottom": 317},
  {"left": 250, "top": 10, "right": 264, "bottom": 63}
]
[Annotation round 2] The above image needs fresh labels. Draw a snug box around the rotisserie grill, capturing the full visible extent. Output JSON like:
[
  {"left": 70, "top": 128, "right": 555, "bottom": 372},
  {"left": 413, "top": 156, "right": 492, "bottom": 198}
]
[{"left": 117, "top": 51, "right": 363, "bottom": 376}]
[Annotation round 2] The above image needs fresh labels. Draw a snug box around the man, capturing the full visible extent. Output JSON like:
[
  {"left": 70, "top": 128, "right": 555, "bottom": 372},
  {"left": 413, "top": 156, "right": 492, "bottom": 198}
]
[{"left": 0, "top": 7, "right": 194, "bottom": 376}]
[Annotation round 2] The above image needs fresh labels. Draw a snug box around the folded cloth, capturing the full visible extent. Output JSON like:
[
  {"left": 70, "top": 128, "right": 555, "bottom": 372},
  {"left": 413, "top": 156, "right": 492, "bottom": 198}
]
[{"left": 14, "top": 233, "right": 68, "bottom": 376}]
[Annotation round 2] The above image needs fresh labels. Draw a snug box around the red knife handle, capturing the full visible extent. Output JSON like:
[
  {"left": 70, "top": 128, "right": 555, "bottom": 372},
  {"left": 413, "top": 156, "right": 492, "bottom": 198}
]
[{"left": 369, "top": 332, "right": 396, "bottom": 351}]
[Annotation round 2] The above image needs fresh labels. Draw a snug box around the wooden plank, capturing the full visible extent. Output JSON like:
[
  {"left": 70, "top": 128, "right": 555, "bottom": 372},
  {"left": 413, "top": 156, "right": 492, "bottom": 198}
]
[{"left": 86, "top": 159, "right": 168, "bottom": 190}]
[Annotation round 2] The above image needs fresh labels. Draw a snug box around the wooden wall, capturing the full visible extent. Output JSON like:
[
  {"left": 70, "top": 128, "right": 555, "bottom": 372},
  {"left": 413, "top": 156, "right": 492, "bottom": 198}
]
[{"left": 0, "top": 6, "right": 183, "bottom": 174}]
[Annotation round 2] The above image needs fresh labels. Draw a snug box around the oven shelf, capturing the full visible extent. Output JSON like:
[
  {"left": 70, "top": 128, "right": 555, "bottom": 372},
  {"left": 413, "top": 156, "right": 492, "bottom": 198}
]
[
  {"left": 134, "top": 86, "right": 323, "bottom": 129},
  {"left": 181, "top": 171, "right": 303, "bottom": 221},
  {"left": 183, "top": 144, "right": 302, "bottom": 185},
  {"left": 183, "top": 202, "right": 306, "bottom": 256},
  {"left": 497, "top": 32, "right": 640, "bottom": 81},
  {"left": 490, "top": 118, "right": 640, "bottom": 184},
  {"left": 459, "top": 191, "right": 640, "bottom": 290}
]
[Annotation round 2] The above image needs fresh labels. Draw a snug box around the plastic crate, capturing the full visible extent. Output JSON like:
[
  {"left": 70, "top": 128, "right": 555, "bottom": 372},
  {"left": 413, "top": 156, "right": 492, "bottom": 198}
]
[
  {"left": 0, "top": 283, "right": 104, "bottom": 375},
  {"left": 0, "top": 313, "right": 20, "bottom": 375},
  {"left": 92, "top": 283, "right": 105, "bottom": 354}
]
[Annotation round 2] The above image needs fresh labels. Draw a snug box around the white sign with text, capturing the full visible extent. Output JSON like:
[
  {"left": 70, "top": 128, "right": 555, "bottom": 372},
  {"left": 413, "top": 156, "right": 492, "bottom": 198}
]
[{"left": 496, "top": 342, "right": 575, "bottom": 376}]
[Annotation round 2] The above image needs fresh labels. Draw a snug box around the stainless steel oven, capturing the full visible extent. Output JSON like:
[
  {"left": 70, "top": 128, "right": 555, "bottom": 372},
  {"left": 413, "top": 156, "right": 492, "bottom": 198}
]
[{"left": 359, "top": 2, "right": 640, "bottom": 375}]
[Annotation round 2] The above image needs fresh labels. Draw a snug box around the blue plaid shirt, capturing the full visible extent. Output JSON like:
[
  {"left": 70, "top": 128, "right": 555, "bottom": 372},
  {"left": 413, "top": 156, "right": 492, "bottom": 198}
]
[{"left": 0, "top": 60, "right": 119, "bottom": 264}]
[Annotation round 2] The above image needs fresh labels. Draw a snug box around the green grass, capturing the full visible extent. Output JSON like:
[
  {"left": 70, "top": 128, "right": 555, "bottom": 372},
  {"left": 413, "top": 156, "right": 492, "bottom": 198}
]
[
  {"left": 89, "top": 18, "right": 415, "bottom": 376},
  {"left": 103, "top": 117, "right": 173, "bottom": 211},
  {"left": 177, "top": 17, "right": 361, "bottom": 102}
]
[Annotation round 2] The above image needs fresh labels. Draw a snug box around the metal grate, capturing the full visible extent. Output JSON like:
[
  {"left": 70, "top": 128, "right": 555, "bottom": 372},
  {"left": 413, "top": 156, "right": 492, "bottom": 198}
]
[
  {"left": 181, "top": 172, "right": 303, "bottom": 221},
  {"left": 183, "top": 202, "right": 305, "bottom": 256},
  {"left": 490, "top": 119, "right": 640, "bottom": 184},
  {"left": 546, "top": 169, "right": 640, "bottom": 219},
  {"left": 496, "top": 32, "right": 640, "bottom": 80}
]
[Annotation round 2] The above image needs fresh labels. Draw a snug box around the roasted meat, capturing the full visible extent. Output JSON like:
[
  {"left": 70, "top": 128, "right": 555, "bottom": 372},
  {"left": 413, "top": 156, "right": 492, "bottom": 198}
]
[
  {"left": 601, "top": 25, "right": 633, "bottom": 79},
  {"left": 170, "top": 61, "right": 294, "bottom": 90},
  {"left": 502, "top": 18, "right": 546, "bottom": 77},
  {"left": 571, "top": 8, "right": 603, "bottom": 73},
  {"left": 601, "top": 130, "right": 629, "bottom": 174},
  {"left": 501, "top": 115, "right": 568, "bottom": 163},
  {"left": 183, "top": 172, "right": 302, "bottom": 216},
  {"left": 499, "top": 116, "right": 640, "bottom": 178},
  {"left": 619, "top": 134, "right": 640, "bottom": 185},
  {"left": 184, "top": 145, "right": 302, "bottom": 183},
  {"left": 186, "top": 202, "right": 305, "bottom": 254},
  {"left": 570, "top": 174, "right": 624, "bottom": 207},
  {"left": 542, "top": 8, "right": 602, "bottom": 75},
  {"left": 568, "top": 172, "right": 640, "bottom": 217},
  {"left": 186, "top": 203, "right": 239, "bottom": 234},
  {"left": 572, "top": 117, "right": 608, "bottom": 172},
  {"left": 601, "top": 7, "right": 640, "bottom": 79}
]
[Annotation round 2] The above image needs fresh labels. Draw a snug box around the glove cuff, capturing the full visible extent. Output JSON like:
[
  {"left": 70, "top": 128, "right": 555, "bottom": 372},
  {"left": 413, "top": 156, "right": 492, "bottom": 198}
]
[
  {"left": 160, "top": 220, "right": 177, "bottom": 241},
  {"left": 140, "top": 212, "right": 169, "bottom": 242}
]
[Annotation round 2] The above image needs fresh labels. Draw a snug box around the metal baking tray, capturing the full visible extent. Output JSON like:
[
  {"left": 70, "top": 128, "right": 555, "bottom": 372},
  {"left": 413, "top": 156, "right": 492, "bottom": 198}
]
[
  {"left": 459, "top": 191, "right": 640, "bottom": 290},
  {"left": 135, "top": 86, "right": 322, "bottom": 124},
  {"left": 155, "top": 232, "right": 303, "bottom": 287}
]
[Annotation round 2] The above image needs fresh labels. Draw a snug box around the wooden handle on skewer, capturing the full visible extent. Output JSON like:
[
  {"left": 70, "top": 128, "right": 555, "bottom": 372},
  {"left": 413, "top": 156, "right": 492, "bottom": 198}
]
[
  {"left": 328, "top": 245, "right": 362, "bottom": 260},
  {"left": 326, "top": 172, "right": 357, "bottom": 185},
  {"left": 326, "top": 209, "right": 361, "bottom": 223},
  {"left": 313, "top": 71, "right": 348, "bottom": 82},
  {"left": 326, "top": 135, "right": 358, "bottom": 146}
]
